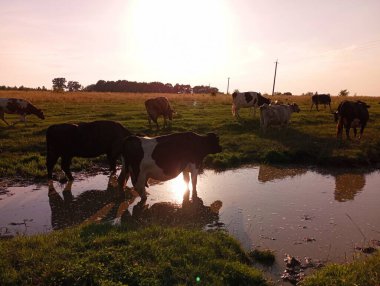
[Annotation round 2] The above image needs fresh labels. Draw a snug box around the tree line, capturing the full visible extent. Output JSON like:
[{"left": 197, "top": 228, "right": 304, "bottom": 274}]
[{"left": 51, "top": 78, "right": 219, "bottom": 94}]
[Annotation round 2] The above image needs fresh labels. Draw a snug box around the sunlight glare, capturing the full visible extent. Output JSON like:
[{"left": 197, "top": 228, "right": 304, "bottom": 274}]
[
  {"left": 126, "top": 0, "right": 229, "bottom": 80},
  {"left": 168, "top": 173, "right": 190, "bottom": 203}
]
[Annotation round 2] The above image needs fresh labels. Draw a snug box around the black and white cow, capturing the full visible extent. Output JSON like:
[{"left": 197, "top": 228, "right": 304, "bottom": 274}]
[
  {"left": 120, "top": 132, "right": 222, "bottom": 200},
  {"left": 231, "top": 91, "right": 270, "bottom": 119},
  {"left": 0, "top": 98, "right": 45, "bottom": 125}
]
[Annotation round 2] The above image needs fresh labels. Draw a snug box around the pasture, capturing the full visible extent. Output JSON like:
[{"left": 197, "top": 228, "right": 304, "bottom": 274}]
[{"left": 1, "top": 90, "right": 380, "bottom": 182}]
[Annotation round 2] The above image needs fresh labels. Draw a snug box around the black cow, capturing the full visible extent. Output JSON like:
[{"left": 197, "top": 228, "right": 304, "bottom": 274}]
[
  {"left": 310, "top": 93, "right": 332, "bottom": 111},
  {"left": 119, "top": 132, "right": 222, "bottom": 200},
  {"left": 334, "top": 100, "right": 370, "bottom": 140},
  {"left": 46, "top": 120, "right": 131, "bottom": 181}
]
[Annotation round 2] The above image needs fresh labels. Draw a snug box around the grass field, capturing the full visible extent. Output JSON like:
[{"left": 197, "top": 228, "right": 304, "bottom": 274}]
[{"left": 1, "top": 90, "right": 380, "bottom": 181}]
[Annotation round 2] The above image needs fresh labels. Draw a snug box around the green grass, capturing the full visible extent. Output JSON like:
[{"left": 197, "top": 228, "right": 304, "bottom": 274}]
[
  {"left": 301, "top": 251, "right": 380, "bottom": 286},
  {"left": 0, "top": 224, "right": 270, "bottom": 286},
  {"left": 1, "top": 90, "right": 380, "bottom": 181}
]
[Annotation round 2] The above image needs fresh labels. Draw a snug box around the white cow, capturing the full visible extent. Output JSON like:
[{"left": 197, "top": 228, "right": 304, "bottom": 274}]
[
  {"left": 260, "top": 103, "right": 300, "bottom": 132},
  {"left": 231, "top": 91, "right": 270, "bottom": 119}
]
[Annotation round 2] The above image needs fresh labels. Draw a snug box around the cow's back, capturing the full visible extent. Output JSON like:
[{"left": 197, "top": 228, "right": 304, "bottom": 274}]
[
  {"left": 47, "top": 120, "right": 130, "bottom": 157},
  {"left": 145, "top": 97, "right": 170, "bottom": 116}
]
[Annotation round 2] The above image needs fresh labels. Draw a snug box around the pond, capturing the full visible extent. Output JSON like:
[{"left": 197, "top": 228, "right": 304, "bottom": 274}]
[{"left": 1, "top": 165, "right": 379, "bottom": 282}]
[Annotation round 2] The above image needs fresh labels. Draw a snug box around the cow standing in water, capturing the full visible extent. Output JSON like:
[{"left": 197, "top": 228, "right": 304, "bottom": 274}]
[
  {"left": 119, "top": 132, "right": 222, "bottom": 200},
  {"left": 145, "top": 97, "right": 175, "bottom": 129},
  {"left": 46, "top": 120, "right": 131, "bottom": 183},
  {"left": 231, "top": 91, "right": 270, "bottom": 119},
  {"left": 334, "top": 100, "right": 370, "bottom": 140},
  {"left": 0, "top": 98, "right": 45, "bottom": 125}
]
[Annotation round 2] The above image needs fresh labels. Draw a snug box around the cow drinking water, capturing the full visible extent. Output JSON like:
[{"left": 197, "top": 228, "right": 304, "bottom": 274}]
[
  {"left": 0, "top": 98, "right": 44, "bottom": 125},
  {"left": 119, "top": 132, "right": 222, "bottom": 200},
  {"left": 46, "top": 120, "right": 131, "bottom": 182}
]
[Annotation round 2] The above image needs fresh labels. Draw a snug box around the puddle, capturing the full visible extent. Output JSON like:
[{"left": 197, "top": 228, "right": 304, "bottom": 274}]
[{"left": 1, "top": 165, "right": 380, "bottom": 283}]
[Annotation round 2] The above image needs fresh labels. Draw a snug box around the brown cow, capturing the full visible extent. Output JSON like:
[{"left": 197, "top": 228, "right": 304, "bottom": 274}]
[
  {"left": 145, "top": 97, "right": 174, "bottom": 129},
  {"left": 0, "top": 98, "right": 45, "bottom": 125}
]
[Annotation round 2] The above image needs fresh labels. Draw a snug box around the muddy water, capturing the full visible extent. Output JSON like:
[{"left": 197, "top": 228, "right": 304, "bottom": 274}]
[{"left": 1, "top": 165, "right": 380, "bottom": 281}]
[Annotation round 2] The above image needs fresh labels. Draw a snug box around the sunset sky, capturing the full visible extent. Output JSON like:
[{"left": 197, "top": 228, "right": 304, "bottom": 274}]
[{"left": 1, "top": 0, "right": 380, "bottom": 96}]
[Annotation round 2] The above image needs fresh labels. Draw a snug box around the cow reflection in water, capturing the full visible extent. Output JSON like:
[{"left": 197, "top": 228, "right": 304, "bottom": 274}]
[
  {"left": 334, "top": 173, "right": 366, "bottom": 202},
  {"left": 124, "top": 191, "right": 223, "bottom": 228},
  {"left": 48, "top": 176, "right": 135, "bottom": 230},
  {"left": 258, "top": 165, "right": 307, "bottom": 183},
  {"left": 48, "top": 177, "right": 223, "bottom": 230}
]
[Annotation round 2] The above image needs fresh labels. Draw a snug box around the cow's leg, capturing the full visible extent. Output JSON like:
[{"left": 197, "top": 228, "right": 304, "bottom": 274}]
[
  {"left": 310, "top": 103, "right": 314, "bottom": 111},
  {"left": 163, "top": 116, "right": 167, "bottom": 128},
  {"left": 0, "top": 112, "right": 10, "bottom": 126},
  {"left": 134, "top": 174, "right": 148, "bottom": 200},
  {"left": 345, "top": 123, "right": 351, "bottom": 140},
  {"left": 188, "top": 164, "right": 199, "bottom": 199},
  {"left": 61, "top": 156, "right": 74, "bottom": 181},
  {"left": 328, "top": 103, "right": 332, "bottom": 112},
  {"left": 183, "top": 170, "right": 190, "bottom": 189},
  {"left": 47, "top": 152, "right": 59, "bottom": 180},
  {"left": 107, "top": 153, "right": 117, "bottom": 175},
  {"left": 359, "top": 124, "right": 366, "bottom": 140},
  {"left": 118, "top": 156, "right": 130, "bottom": 191},
  {"left": 253, "top": 107, "right": 256, "bottom": 117},
  {"left": 336, "top": 119, "right": 344, "bottom": 139},
  {"left": 316, "top": 103, "right": 319, "bottom": 111},
  {"left": 353, "top": 128, "right": 357, "bottom": 138}
]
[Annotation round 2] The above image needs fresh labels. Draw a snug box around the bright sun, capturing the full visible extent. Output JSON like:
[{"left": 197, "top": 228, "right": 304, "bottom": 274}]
[
  {"left": 126, "top": 0, "right": 229, "bottom": 80},
  {"left": 168, "top": 173, "right": 191, "bottom": 203}
]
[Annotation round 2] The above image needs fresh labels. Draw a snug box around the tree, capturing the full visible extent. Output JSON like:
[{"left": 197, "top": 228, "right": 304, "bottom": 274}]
[
  {"left": 52, "top": 78, "right": 67, "bottom": 92},
  {"left": 67, "top": 81, "right": 82, "bottom": 92},
  {"left": 339, "top": 89, "right": 349, "bottom": 97}
]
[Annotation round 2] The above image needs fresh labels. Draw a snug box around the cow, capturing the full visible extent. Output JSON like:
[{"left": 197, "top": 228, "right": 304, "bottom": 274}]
[
  {"left": 334, "top": 100, "right": 370, "bottom": 140},
  {"left": 145, "top": 97, "right": 175, "bottom": 129},
  {"left": 310, "top": 93, "right": 332, "bottom": 111},
  {"left": 0, "top": 98, "right": 45, "bottom": 125},
  {"left": 231, "top": 91, "right": 270, "bottom": 119},
  {"left": 46, "top": 120, "right": 131, "bottom": 182},
  {"left": 119, "top": 132, "right": 222, "bottom": 200},
  {"left": 260, "top": 103, "right": 300, "bottom": 132}
]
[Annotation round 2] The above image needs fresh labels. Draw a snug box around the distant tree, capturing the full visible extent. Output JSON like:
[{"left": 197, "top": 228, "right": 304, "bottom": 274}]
[
  {"left": 303, "top": 92, "right": 314, "bottom": 96},
  {"left": 339, "top": 89, "right": 349, "bottom": 97},
  {"left": 67, "top": 81, "right": 82, "bottom": 92},
  {"left": 283, "top": 92, "right": 292, "bottom": 96},
  {"left": 52, "top": 78, "right": 67, "bottom": 92}
]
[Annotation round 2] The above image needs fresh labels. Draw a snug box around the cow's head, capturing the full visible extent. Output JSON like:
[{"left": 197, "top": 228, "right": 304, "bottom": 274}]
[
  {"left": 290, "top": 103, "right": 300, "bottom": 113},
  {"left": 168, "top": 107, "right": 176, "bottom": 120},
  {"left": 333, "top": 111, "right": 339, "bottom": 122},
  {"left": 35, "top": 108, "right": 45, "bottom": 120},
  {"left": 206, "top": 133, "right": 222, "bottom": 154}
]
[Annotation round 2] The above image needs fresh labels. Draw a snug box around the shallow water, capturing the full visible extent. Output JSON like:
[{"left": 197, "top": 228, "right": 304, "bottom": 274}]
[{"left": 1, "top": 165, "right": 380, "bottom": 281}]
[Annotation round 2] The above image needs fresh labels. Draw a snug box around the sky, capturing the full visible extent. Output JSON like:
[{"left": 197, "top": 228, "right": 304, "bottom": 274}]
[{"left": 1, "top": 0, "right": 380, "bottom": 96}]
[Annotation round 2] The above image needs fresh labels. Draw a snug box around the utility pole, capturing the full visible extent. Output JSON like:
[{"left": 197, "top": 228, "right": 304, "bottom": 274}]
[
  {"left": 272, "top": 59, "right": 278, "bottom": 96},
  {"left": 226, "top": 77, "right": 230, "bottom": 94}
]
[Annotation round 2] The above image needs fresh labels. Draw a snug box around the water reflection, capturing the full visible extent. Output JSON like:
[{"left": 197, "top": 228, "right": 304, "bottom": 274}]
[
  {"left": 334, "top": 173, "right": 366, "bottom": 202},
  {"left": 258, "top": 165, "right": 307, "bottom": 183},
  {"left": 257, "top": 165, "right": 367, "bottom": 202},
  {"left": 123, "top": 190, "right": 223, "bottom": 228},
  {"left": 47, "top": 176, "right": 223, "bottom": 230}
]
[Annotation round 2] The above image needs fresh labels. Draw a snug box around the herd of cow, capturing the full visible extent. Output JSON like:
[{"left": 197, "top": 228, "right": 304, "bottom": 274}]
[{"left": 0, "top": 93, "right": 371, "bottom": 200}]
